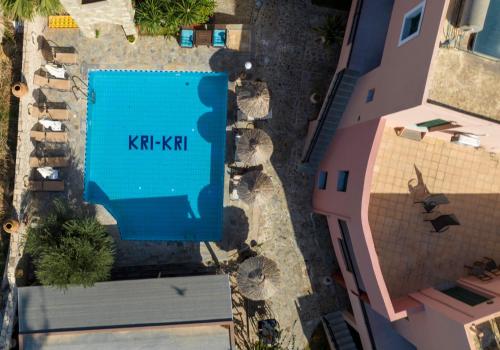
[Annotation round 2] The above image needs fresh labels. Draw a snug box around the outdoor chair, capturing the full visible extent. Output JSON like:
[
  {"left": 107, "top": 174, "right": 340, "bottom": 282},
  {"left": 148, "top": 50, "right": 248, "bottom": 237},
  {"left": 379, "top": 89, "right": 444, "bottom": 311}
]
[
  {"left": 28, "top": 179, "right": 64, "bottom": 192},
  {"left": 477, "top": 257, "right": 500, "bottom": 276},
  {"left": 419, "top": 193, "right": 450, "bottom": 213},
  {"left": 30, "top": 130, "right": 68, "bottom": 143},
  {"left": 29, "top": 104, "right": 70, "bottom": 121},
  {"left": 424, "top": 213, "right": 460, "bottom": 233},
  {"left": 212, "top": 25, "right": 227, "bottom": 47},
  {"left": 179, "top": 28, "right": 194, "bottom": 48},
  {"left": 29, "top": 156, "right": 69, "bottom": 168},
  {"left": 465, "top": 265, "right": 493, "bottom": 281},
  {"left": 33, "top": 71, "right": 71, "bottom": 91}
]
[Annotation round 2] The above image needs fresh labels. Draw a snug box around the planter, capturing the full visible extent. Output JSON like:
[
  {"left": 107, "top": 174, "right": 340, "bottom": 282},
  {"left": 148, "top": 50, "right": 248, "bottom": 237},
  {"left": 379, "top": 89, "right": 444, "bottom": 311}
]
[
  {"left": 3, "top": 219, "right": 19, "bottom": 234},
  {"left": 127, "top": 35, "right": 137, "bottom": 45},
  {"left": 11, "top": 82, "right": 28, "bottom": 98},
  {"left": 310, "top": 92, "right": 321, "bottom": 104}
]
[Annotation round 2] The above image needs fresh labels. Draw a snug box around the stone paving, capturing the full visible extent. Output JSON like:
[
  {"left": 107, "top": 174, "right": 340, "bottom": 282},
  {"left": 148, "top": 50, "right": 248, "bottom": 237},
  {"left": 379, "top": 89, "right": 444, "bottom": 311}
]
[{"left": 6, "top": 1, "right": 345, "bottom": 348}]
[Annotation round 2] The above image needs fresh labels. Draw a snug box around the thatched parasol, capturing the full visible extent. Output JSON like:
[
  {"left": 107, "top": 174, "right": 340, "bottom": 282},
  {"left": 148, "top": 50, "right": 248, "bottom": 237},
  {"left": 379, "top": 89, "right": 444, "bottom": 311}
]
[
  {"left": 237, "top": 80, "right": 271, "bottom": 119},
  {"left": 237, "top": 255, "right": 280, "bottom": 301},
  {"left": 235, "top": 128, "right": 273, "bottom": 166},
  {"left": 236, "top": 171, "right": 274, "bottom": 204}
]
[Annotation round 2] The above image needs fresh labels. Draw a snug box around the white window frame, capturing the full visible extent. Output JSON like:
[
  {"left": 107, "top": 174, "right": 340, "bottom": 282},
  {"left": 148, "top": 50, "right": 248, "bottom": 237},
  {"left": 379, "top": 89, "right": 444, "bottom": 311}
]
[{"left": 398, "top": 1, "right": 426, "bottom": 46}]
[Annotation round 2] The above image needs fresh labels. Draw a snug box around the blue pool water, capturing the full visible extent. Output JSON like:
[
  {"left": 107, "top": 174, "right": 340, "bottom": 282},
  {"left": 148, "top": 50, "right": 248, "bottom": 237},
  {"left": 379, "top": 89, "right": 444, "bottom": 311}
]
[{"left": 84, "top": 71, "right": 227, "bottom": 241}]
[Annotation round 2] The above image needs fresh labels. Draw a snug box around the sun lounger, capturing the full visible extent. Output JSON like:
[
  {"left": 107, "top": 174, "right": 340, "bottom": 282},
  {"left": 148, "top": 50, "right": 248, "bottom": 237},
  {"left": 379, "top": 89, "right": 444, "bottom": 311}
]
[
  {"left": 28, "top": 180, "right": 64, "bottom": 192},
  {"left": 180, "top": 28, "right": 194, "bottom": 48},
  {"left": 33, "top": 71, "right": 71, "bottom": 91},
  {"left": 465, "top": 265, "right": 493, "bottom": 281},
  {"left": 212, "top": 26, "right": 227, "bottom": 47},
  {"left": 53, "top": 48, "right": 78, "bottom": 65},
  {"left": 29, "top": 105, "right": 70, "bottom": 121},
  {"left": 424, "top": 213, "right": 460, "bottom": 233},
  {"left": 29, "top": 156, "right": 69, "bottom": 168},
  {"left": 30, "top": 130, "right": 68, "bottom": 143}
]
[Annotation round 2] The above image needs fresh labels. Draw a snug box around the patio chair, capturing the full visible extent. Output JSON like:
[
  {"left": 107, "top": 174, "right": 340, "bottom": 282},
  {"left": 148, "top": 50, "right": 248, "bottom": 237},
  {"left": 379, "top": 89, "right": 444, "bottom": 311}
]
[
  {"left": 53, "top": 47, "right": 78, "bottom": 65},
  {"left": 212, "top": 25, "right": 227, "bottom": 47},
  {"left": 465, "top": 265, "right": 493, "bottom": 281},
  {"left": 33, "top": 71, "right": 71, "bottom": 91},
  {"left": 424, "top": 213, "right": 460, "bottom": 233},
  {"left": 30, "top": 130, "right": 68, "bottom": 143},
  {"left": 29, "top": 104, "right": 70, "bottom": 121},
  {"left": 179, "top": 28, "right": 194, "bottom": 48},
  {"left": 29, "top": 156, "right": 69, "bottom": 168},
  {"left": 419, "top": 193, "right": 450, "bottom": 213},
  {"left": 28, "top": 179, "right": 64, "bottom": 192},
  {"left": 479, "top": 257, "right": 500, "bottom": 276}
]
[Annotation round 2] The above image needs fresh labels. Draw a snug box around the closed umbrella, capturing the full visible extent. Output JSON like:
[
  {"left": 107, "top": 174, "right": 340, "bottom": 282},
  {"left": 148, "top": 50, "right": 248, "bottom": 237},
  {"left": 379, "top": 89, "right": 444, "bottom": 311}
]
[
  {"left": 236, "top": 171, "right": 273, "bottom": 204},
  {"left": 237, "top": 80, "right": 270, "bottom": 119},
  {"left": 235, "top": 128, "right": 273, "bottom": 166},
  {"left": 237, "top": 255, "right": 280, "bottom": 301}
]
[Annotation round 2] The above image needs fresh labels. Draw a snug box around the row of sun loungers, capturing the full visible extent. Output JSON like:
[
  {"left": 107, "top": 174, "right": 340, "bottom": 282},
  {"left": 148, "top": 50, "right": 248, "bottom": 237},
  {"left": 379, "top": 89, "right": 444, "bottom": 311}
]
[{"left": 27, "top": 43, "right": 76, "bottom": 192}]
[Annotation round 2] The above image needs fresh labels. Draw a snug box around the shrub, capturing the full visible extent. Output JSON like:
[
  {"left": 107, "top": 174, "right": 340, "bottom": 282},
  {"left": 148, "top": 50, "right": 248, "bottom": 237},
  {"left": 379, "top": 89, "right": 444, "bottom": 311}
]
[
  {"left": 135, "top": 0, "right": 215, "bottom": 36},
  {"left": 0, "top": 0, "right": 63, "bottom": 20},
  {"left": 315, "top": 14, "right": 347, "bottom": 48},
  {"left": 25, "top": 199, "right": 115, "bottom": 289}
]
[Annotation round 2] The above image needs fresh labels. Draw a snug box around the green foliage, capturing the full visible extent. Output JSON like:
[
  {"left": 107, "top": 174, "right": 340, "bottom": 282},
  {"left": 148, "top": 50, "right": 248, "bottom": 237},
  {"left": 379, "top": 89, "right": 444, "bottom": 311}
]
[
  {"left": 315, "top": 14, "right": 347, "bottom": 48},
  {"left": 95, "top": 29, "right": 100, "bottom": 38},
  {"left": 0, "top": 0, "right": 62, "bottom": 20},
  {"left": 26, "top": 199, "right": 115, "bottom": 289},
  {"left": 135, "top": 0, "right": 215, "bottom": 36}
]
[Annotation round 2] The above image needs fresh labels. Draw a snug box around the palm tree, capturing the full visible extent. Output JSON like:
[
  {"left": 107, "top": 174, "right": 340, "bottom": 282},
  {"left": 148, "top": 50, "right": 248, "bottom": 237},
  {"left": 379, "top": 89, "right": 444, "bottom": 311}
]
[
  {"left": 0, "top": 0, "right": 62, "bottom": 21},
  {"left": 172, "top": 0, "right": 215, "bottom": 26},
  {"left": 25, "top": 199, "right": 115, "bottom": 289}
]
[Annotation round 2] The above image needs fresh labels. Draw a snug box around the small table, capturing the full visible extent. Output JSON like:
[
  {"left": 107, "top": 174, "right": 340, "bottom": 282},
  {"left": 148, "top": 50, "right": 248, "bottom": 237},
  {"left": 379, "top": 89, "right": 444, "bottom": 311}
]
[{"left": 195, "top": 30, "right": 212, "bottom": 47}]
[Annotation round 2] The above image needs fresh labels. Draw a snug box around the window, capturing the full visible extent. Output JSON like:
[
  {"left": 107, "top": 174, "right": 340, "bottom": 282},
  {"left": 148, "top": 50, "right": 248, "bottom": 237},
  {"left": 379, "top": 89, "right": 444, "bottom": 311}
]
[
  {"left": 318, "top": 171, "right": 328, "bottom": 190},
  {"left": 366, "top": 89, "right": 375, "bottom": 102},
  {"left": 399, "top": 2, "right": 425, "bottom": 46},
  {"left": 337, "top": 171, "right": 349, "bottom": 192},
  {"left": 441, "top": 286, "right": 491, "bottom": 306}
]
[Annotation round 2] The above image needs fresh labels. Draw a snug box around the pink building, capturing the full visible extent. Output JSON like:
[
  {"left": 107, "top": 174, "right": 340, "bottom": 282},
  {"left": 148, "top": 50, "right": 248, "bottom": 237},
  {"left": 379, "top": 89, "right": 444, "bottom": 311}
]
[{"left": 303, "top": 0, "right": 500, "bottom": 349}]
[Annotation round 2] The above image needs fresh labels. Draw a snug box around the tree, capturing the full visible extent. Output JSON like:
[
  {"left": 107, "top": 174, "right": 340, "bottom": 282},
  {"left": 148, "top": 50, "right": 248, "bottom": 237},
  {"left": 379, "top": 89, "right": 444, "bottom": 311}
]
[
  {"left": 25, "top": 199, "right": 115, "bottom": 289},
  {"left": 314, "top": 14, "right": 347, "bottom": 48},
  {"left": 0, "top": 0, "right": 63, "bottom": 21}
]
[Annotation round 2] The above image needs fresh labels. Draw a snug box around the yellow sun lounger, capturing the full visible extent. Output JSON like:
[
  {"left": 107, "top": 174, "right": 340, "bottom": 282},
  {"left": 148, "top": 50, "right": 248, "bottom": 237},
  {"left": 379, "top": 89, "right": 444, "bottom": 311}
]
[
  {"left": 30, "top": 130, "right": 68, "bottom": 143},
  {"left": 29, "top": 156, "right": 69, "bottom": 168},
  {"left": 29, "top": 105, "right": 70, "bottom": 121},
  {"left": 28, "top": 180, "right": 65, "bottom": 192},
  {"left": 33, "top": 72, "right": 71, "bottom": 91},
  {"left": 48, "top": 16, "right": 78, "bottom": 29}
]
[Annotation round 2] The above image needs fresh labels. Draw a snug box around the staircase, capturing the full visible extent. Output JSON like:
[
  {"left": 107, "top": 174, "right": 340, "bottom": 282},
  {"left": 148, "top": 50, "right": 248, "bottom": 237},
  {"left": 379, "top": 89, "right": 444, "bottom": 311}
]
[
  {"left": 322, "top": 311, "right": 358, "bottom": 350},
  {"left": 302, "top": 69, "right": 359, "bottom": 172}
]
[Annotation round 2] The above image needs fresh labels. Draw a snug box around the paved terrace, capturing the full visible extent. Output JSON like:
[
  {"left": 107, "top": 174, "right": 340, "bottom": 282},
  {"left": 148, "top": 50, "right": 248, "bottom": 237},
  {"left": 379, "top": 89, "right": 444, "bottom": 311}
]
[
  {"left": 427, "top": 4, "right": 500, "bottom": 121},
  {"left": 6, "top": 1, "right": 343, "bottom": 348},
  {"left": 369, "top": 127, "right": 500, "bottom": 298}
]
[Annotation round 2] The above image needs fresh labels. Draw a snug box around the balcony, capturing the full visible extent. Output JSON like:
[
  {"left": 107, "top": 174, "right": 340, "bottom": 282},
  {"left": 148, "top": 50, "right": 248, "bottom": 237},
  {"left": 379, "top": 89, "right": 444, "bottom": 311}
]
[{"left": 368, "top": 127, "right": 500, "bottom": 298}]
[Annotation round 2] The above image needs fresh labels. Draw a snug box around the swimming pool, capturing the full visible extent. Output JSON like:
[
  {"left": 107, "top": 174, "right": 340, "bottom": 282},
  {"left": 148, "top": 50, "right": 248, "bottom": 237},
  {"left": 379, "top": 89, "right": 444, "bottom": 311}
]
[{"left": 84, "top": 70, "right": 227, "bottom": 241}]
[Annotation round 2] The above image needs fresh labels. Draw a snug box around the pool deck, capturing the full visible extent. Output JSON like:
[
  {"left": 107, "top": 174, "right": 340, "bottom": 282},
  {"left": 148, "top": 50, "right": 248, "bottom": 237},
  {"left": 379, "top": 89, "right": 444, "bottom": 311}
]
[{"left": 6, "top": 1, "right": 344, "bottom": 347}]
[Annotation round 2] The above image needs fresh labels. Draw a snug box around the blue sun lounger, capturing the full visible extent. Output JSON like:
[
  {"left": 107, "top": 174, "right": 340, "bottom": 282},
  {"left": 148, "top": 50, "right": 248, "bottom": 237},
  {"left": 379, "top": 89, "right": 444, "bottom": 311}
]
[
  {"left": 213, "top": 28, "right": 227, "bottom": 47},
  {"left": 180, "top": 28, "right": 194, "bottom": 48}
]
